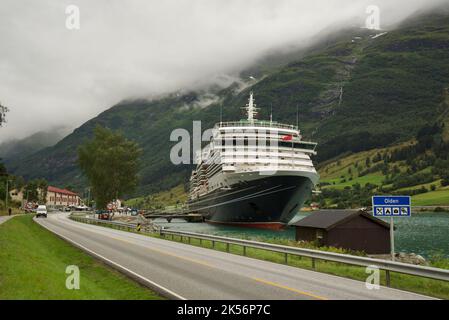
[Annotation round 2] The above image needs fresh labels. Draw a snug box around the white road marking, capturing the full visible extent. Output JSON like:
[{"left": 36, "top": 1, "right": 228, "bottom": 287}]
[{"left": 35, "top": 218, "right": 186, "bottom": 300}]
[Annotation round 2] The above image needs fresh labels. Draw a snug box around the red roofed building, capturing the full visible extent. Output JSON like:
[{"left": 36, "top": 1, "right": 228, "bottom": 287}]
[{"left": 47, "top": 186, "right": 81, "bottom": 207}]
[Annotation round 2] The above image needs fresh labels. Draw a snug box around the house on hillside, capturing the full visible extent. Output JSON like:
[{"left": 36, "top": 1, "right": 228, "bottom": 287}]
[{"left": 292, "top": 210, "right": 391, "bottom": 254}]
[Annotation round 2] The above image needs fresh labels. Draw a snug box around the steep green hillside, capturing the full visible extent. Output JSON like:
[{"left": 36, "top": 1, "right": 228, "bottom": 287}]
[
  {"left": 317, "top": 110, "right": 449, "bottom": 208},
  {"left": 0, "top": 129, "right": 66, "bottom": 162},
  {"left": 8, "top": 8, "right": 449, "bottom": 198},
  {"left": 126, "top": 184, "right": 188, "bottom": 209}
]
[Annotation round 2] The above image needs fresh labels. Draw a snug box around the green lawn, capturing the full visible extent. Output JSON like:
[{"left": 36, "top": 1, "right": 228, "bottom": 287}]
[
  {"left": 321, "top": 173, "right": 385, "bottom": 190},
  {"left": 0, "top": 215, "right": 163, "bottom": 300},
  {"left": 412, "top": 190, "right": 449, "bottom": 206}
]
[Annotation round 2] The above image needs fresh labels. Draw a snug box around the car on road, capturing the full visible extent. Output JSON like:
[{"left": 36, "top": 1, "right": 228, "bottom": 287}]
[{"left": 36, "top": 205, "right": 47, "bottom": 218}]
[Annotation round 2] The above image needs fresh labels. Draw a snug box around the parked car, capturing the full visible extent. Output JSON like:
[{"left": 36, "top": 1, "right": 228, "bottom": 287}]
[
  {"left": 36, "top": 205, "right": 47, "bottom": 218},
  {"left": 96, "top": 210, "right": 111, "bottom": 220}
]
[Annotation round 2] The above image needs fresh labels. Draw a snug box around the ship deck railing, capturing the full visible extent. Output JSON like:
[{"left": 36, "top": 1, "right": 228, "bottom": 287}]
[{"left": 216, "top": 120, "right": 298, "bottom": 131}]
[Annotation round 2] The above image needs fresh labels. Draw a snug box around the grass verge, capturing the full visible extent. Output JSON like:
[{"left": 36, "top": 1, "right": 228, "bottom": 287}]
[{"left": 0, "top": 215, "right": 163, "bottom": 300}]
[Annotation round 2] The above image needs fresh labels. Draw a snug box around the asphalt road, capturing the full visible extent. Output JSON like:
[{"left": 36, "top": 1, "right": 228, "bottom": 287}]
[{"left": 34, "top": 213, "right": 434, "bottom": 300}]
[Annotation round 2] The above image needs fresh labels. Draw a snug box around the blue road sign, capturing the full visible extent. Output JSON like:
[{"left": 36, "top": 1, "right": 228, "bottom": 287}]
[{"left": 372, "top": 196, "right": 411, "bottom": 217}]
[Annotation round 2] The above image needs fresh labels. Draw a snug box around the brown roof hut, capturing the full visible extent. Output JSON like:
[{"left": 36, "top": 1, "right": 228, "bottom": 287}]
[{"left": 292, "top": 210, "right": 391, "bottom": 254}]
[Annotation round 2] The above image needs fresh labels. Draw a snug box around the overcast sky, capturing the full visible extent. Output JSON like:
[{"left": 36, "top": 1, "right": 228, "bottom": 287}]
[{"left": 0, "top": 0, "right": 447, "bottom": 142}]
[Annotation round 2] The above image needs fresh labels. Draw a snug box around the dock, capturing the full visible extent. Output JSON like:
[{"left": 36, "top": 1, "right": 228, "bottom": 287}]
[{"left": 143, "top": 211, "right": 204, "bottom": 223}]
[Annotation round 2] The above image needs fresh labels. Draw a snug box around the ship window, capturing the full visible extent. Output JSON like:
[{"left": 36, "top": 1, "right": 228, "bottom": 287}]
[{"left": 279, "top": 141, "right": 316, "bottom": 150}]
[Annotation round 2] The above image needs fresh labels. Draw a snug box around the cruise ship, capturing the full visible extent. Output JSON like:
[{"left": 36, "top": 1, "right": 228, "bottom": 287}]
[{"left": 188, "top": 93, "right": 319, "bottom": 229}]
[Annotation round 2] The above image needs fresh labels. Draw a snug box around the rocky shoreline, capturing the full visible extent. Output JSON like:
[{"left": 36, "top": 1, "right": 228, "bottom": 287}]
[{"left": 370, "top": 253, "right": 428, "bottom": 266}]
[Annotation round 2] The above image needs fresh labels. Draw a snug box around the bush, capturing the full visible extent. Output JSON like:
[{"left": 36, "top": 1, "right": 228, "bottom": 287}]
[
  {"left": 429, "top": 251, "right": 449, "bottom": 270},
  {"left": 442, "top": 179, "right": 449, "bottom": 187},
  {"left": 391, "top": 172, "right": 435, "bottom": 189}
]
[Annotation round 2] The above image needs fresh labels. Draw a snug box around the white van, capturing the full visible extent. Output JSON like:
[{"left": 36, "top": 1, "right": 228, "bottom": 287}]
[{"left": 36, "top": 205, "right": 47, "bottom": 218}]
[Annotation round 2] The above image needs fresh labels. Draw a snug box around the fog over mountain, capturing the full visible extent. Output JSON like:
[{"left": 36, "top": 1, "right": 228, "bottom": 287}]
[
  {"left": 0, "top": 0, "right": 447, "bottom": 142},
  {"left": 0, "top": 126, "right": 68, "bottom": 160}
]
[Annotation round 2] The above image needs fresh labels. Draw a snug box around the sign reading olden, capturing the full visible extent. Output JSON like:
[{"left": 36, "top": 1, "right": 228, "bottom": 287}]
[
  {"left": 372, "top": 196, "right": 412, "bottom": 262},
  {"left": 372, "top": 196, "right": 411, "bottom": 217}
]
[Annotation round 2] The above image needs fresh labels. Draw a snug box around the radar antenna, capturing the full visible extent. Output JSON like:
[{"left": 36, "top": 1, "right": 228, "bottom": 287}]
[{"left": 242, "top": 92, "right": 259, "bottom": 123}]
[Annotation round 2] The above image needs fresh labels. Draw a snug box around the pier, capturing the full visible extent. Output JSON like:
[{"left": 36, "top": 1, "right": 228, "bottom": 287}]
[{"left": 143, "top": 211, "right": 203, "bottom": 223}]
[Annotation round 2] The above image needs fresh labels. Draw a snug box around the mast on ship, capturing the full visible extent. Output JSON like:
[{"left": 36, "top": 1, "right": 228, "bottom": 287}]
[{"left": 243, "top": 92, "right": 259, "bottom": 123}]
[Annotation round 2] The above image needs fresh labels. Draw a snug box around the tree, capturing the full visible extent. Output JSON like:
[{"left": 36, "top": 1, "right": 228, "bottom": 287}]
[
  {"left": 37, "top": 179, "right": 48, "bottom": 204},
  {"left": 0, "top": 159, "right": 8, "bottom": 208},
  {"left": 0, "top": 159, "right": 7, "bottom": 176},
  {"left": 0, "top": 102, "right": 8, "bottom": 127},
  {"left": 441, "top": 174, "right": 449, "bottom": 187},
  {"left": 78, "top": 126, "right": 142, "bottom": 209},
  {"left": 24, "top": 180, "right": 40, "bottom": 203},
  {"left": 365, "top": 157, "right": 371, "bottom": 168},
  {"left": 23, "top": 179, "right": 48, "bottom": 204},
  {"left": 65, "top": 185, "right": 75, "bottom": 192},
  {"left": 373, "top": 153, "right": 382, "bottom": 163}
]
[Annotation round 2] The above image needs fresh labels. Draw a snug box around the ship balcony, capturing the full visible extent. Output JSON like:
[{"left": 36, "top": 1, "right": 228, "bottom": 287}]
[
  {"left": 222, "top": 165, "right": 236, "bottom": 172},
  {"left": 234, "top": 165, "right": 317, "bottom": 174}
]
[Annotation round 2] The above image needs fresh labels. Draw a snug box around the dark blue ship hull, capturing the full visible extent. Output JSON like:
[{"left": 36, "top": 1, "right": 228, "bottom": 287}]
[{"left": 188, "top": 176, "right": 314, "bottom": 229}]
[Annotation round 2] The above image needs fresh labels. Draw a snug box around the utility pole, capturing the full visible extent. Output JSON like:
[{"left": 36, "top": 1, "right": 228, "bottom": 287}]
[
  {"left": 85, "top": 187, "right": 91, "bottom": 207},
  {"left": 5, "top": 179, "right": 9, "bottom": 210},
  {"left": 23, "top": 190, "right": 30, "bottom": 209}
]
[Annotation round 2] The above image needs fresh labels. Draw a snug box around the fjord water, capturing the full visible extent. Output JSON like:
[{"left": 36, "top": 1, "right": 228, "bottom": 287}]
[{"left": 156, "top": 212, "right": 449, "bottom": 258}]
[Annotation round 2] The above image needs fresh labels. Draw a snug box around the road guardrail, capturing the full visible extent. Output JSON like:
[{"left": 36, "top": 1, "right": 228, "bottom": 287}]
[
  {"left": 70, "top": 215, "right": 160, "bottom": 232},
  {"left": 70, "top": 215, "right": 449, "bottom": 287}
]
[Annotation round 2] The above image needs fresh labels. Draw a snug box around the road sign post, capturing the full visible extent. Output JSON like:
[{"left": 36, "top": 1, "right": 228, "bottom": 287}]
[
  {"left": 390, "top": 216, "right": 394, "bottom": 261},
  {"left": 372, "top": 196, "right": 411, "bottom": 262}
]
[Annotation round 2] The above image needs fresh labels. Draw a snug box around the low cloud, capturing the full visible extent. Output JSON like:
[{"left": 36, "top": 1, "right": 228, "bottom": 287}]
[{"left": 0, "top": 0, "right": 447, "bottom": 142}]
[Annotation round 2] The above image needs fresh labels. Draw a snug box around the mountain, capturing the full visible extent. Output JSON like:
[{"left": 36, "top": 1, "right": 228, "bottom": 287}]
[
  {"left": 7, "top": 7, "right": 449, "bottom": 198},
  {"left": 0, "top": 129, "right": 67, "bottom": 162}
]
